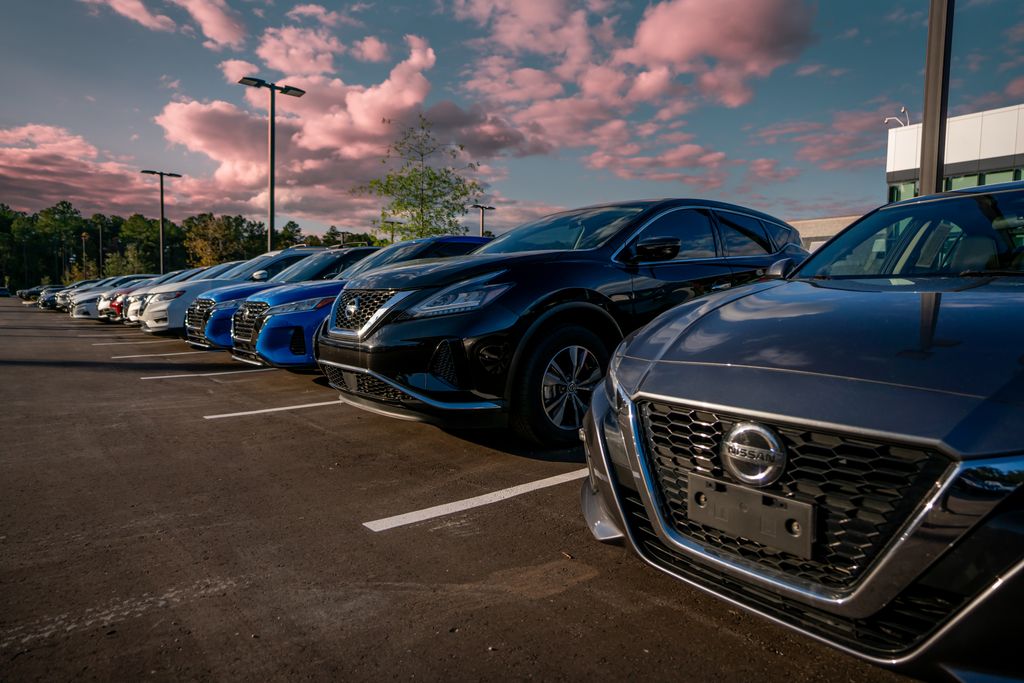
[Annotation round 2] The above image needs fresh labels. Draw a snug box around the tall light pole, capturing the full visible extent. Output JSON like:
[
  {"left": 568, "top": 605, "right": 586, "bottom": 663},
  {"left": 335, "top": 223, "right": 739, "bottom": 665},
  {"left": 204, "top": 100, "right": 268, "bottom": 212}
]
[
  {"left": 141, "top": 169, "right": 181, "bottom": 274},
  {"left": 920, "top": 0, "right": 955, "bottom": 195},
  {"left": 381, "top": 220, "right": 403, "bottom": 244},
  {"left": 238, "top": 76, "right": 306, "bottom": 252},
  {"left": 470, "top": 204, "right": 495, "bottom": 237}
]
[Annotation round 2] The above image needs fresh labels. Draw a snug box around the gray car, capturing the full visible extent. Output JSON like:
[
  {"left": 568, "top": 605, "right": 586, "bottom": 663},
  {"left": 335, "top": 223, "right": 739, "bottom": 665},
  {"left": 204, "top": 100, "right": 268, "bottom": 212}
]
[{"left": 581, "top": 181, "right": 1024, "bottom": 680}]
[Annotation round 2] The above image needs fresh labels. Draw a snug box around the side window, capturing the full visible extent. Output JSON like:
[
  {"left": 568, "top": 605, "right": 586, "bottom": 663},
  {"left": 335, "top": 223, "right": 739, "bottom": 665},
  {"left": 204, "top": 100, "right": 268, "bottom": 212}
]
[
  {"left": 264, "top": 254, "right": 307, "bottom": 277},
  {"left": 762, "top": 221, "right": 794, "bottom": 250},
  {"left": 717, "top": 212, "right": 773, "bottom": 256},
  {"left": 632, "top": 209, "right": 717, "bottom": 259}
]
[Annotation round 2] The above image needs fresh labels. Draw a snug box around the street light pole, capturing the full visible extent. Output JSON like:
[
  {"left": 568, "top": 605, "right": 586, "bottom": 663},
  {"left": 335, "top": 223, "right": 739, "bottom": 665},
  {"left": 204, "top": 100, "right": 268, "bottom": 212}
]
[
  {"left": 141, "top": 169, "right": 182, "bottom": 274},
  {"left": 381, "top": 220, "right": 403, "bottom": 244},
  {"left": 470, "top": 204, "right": 495, "bottom": 237},
  {"left": 238, "top": 76, "right": 306, "bottom": 252}
]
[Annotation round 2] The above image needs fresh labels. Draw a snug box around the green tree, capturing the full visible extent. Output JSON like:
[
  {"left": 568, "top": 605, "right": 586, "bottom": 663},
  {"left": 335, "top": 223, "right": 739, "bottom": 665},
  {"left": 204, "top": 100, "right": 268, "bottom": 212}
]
[
  {"left": 119, "top": 213, "right": 159, "bottom": 270},
  {"left": 356, "top": 114, "right": 483, "bottom": 239},
  {"left": 322, "top": 225, "right": 342, "bottom": 246},
  {"left": 278, "top": 220, "right": 302, "bottom": 247}
]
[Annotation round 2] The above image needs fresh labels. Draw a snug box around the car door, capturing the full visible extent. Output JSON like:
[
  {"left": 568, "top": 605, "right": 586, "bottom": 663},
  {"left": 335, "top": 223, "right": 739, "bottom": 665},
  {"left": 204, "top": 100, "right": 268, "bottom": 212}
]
[
  {"left": 713, "top": 210, "right": 777, "bottom": 286},
  {"left": 622, "top": 207, "right": 734, "bottom": 328}
]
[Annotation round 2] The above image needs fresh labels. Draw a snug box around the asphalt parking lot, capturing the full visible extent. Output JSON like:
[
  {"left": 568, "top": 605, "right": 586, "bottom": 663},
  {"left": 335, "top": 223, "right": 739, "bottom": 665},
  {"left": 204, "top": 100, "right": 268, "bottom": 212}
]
[{"left": 0, "top": 298, "right": 907, "bottom": 681}]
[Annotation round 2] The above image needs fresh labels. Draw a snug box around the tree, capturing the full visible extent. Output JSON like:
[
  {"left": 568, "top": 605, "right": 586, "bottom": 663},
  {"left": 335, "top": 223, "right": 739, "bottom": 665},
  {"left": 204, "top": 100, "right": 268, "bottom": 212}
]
[
  {"left": 184, "top": 214, "right": 247, "bottom": 266},
  {"left": 322, "top": 225, "right": 342, "bottom": 246},
  {"left": 356, "top": 114, "right": 483, "bottom": 239},
  {"left": 278, "top": 220, "right": 303, "bottom": 247}
]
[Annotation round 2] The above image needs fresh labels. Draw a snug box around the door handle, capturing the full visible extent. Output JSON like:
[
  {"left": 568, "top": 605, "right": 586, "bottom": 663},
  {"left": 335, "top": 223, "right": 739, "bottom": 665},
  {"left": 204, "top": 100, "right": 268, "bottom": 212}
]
[{"left": 711, "top": 282, "right": 731, "bottom": 291}]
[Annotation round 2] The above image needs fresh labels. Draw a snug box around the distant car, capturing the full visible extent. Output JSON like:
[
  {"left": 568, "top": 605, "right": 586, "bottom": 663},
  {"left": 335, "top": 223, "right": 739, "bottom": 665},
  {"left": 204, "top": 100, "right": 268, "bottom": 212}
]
[
  {"left": 125, "top": 264, "right": 237, "bottom": 326},
  {"left": 57, "top": 277, "right": 121, "bottom": 311},
  {"left": 139, "top": 247, "right": 324, "bottom": 334},
  {"left": 185, "top": 247, "right": 377, "bottom": 349},
  {"left": 101, "top": 270, "right": 192, "bottom": 322},
  {"left": 315, "top": 200, "right": 806, "bottom": 445},
  {"left": 0, "top": 286, "right": 9, "bottom": 297},
  {"left": 580, "top": 181, "right": 1024, "bottom": 680},
  {"left": 70, "top": 275, "right": 155, "bottom": 320},
  {"left": 232, "top": 237, "right": 489, "bottom": 367}
]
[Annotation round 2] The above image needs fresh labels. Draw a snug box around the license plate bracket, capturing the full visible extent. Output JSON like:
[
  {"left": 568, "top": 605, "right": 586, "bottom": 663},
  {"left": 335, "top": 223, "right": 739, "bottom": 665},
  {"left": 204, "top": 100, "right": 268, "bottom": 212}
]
[{"left": 686, "top": 473, "right": 815, "bottom": 559}]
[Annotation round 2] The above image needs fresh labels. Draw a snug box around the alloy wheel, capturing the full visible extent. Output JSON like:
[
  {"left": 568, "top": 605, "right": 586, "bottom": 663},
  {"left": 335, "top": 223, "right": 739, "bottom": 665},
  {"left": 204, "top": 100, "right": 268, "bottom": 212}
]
[{"left": 540, "top": 344, "right": 602, "bottom": 430}]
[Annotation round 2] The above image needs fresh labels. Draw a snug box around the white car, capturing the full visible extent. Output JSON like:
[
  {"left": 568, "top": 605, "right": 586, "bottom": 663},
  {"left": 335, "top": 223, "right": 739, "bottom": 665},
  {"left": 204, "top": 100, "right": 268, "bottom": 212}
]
[
  {"left": 139, "top": 248, "right": 322, "bottom": 334},
  {"left": 122, "top": 265, "right": 227, "bottom": 325},
  {"left": 69, "top": 275, "right": 154, "bottom": 319}
]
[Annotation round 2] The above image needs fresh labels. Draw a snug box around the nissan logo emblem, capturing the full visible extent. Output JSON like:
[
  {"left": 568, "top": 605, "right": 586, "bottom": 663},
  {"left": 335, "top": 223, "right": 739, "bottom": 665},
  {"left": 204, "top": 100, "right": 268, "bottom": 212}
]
[
  {"left": 721, "top": 422, "right": 787, "bottom": 487},
  {"left": 345, "top": 297, "right": 361, "bottom": 318}
]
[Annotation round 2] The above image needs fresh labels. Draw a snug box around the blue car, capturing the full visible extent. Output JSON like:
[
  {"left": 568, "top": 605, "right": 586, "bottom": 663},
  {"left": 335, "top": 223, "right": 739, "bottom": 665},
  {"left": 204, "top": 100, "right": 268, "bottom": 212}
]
[
  {"left": 186, "top": 247, "right": 377, "bottom": 349},
  {"left": 231, "top": 235, "right": 490, "bottom": 368}
]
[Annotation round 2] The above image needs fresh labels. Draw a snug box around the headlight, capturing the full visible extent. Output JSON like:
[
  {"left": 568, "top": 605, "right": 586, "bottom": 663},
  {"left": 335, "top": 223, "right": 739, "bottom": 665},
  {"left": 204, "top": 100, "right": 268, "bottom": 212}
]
[
  {"left": 212, "top": 298, "right": 243, "bottom": 311},
  {"left": 265, "top": 297, "right": 335, "bottom": 315},
  {"left": 408, "top": 272, "right": 511, "bottom": 318},
  {"left": 152, "top": 290, "right": 185, "bottom": 301}
]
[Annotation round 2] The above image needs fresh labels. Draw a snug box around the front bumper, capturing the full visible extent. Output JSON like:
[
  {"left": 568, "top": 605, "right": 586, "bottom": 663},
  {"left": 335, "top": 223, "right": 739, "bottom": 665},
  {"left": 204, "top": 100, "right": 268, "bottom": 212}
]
[
  {"left": 139, "top": 300, "right": 180, "bottom": 334},
  {"left": 232, "top": 308, "right": 322, "bottom": 368},
  {"left": 581, "top": 382, "right": 1024, "bottom": 679},
  {"left": 71, "top": 300, "right": 100, "bottom": 319},
  {"left": 188, "top": 307, "right": 234, "bottom": 349}
]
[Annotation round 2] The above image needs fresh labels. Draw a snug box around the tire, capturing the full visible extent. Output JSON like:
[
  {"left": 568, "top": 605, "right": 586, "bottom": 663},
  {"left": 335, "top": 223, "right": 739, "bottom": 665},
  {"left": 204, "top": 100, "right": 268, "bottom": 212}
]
[{"left": 510, "top": 324, "right": 610, "bottom": 446}]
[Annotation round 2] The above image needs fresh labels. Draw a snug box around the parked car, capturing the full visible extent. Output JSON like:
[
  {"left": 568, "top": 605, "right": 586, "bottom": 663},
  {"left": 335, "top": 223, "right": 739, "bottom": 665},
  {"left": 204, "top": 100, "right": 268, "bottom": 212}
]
[
  {"left": 579, "top": 181, "right": 1024, "bottom": 679},
  {"left": 71, "top": 275, "right": 155, "bottom": 319},
  {"left": 57, "top": 276, "right": 123, "bottom": 310},
  {"left": 102, "top": 270, "right": 192, "bottom": 322},
  {"left": 125, "top": 264, "right": 236, "bottom": 325},
  {"left": 139, "top": 247, "right": 324, "bottom": 334},
  {"left": 19, "top": 283, "right": 62, "bottom": 300},
  {"left": 315, "top": 200, "right": 806, "bottom": 444},
  {"left": 185, "top": 246, "right": 377, "bottom": 349},
  {"left": 0, "top": 286, "right": 10, "bottom": 297},
  {"left": 233, "top": 237, "right": 489, "bottom": 367},
  {"left": 37, "top": 284, "right": 74, "bottom": 309}
]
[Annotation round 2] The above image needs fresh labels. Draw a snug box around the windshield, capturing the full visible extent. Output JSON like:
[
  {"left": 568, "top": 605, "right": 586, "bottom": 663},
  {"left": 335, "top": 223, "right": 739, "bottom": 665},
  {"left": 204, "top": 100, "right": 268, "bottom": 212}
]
[
  {"left": 191, "top": 262, "right": 235, "bottom": 280},
  {"left": 476, "top": 206, "right": 645, "bottom": 254},
  {"left": 796, "top": 189, "right": 1024, "bottom": 279},
  {"left": 270, "top": 251, "right": 350, "bottom": 283},
  {"left": 337, "top": 242, "right": 424, "bottom": 279},
  {"left": 218, "top": 255, "right": 273, "bottom": 280}
]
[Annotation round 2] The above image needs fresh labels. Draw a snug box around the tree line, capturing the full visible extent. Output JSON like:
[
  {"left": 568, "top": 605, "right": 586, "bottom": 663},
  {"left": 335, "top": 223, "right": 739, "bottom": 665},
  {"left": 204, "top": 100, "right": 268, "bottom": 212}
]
[{"left": 0, "top": 201, "right": 382, "bottom": 289}]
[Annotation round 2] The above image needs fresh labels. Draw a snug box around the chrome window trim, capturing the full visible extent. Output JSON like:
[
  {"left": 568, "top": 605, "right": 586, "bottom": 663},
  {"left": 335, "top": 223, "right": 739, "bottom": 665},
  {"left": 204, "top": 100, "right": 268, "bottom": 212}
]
[
  {"left": 327, "top": 290, "right": 414, "bottom": 339},
  {"left": 587, "top": 394, "right": 1024, "bottom": 665},
  {"left": 319, "top": 359, "right": 502, "bottom": 411},
  {"left": 617, "top": 390, "right": 1022, "bottom": 619}
]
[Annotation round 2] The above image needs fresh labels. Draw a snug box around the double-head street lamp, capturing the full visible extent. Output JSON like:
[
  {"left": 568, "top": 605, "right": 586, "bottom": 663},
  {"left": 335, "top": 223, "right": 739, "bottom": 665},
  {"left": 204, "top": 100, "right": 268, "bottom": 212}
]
[
  {"left": 140, "top": 169, "right": 181, "bottom": 274},
  {"left": 471, "top": 204, "right": 495, "bottom": 237},
  {"left": 238, "top": 76, "right": 306, "bottom": 252}
]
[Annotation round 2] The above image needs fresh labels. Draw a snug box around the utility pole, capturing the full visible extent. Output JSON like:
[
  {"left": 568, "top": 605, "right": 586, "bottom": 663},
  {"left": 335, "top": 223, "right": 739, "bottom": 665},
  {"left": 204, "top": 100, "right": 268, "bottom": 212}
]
[
  {"left": 919, "top": 0, "right": 955, "bottom": 195},
  {"left": 470, "top": 204, "right": 495, "bottom": 237}
]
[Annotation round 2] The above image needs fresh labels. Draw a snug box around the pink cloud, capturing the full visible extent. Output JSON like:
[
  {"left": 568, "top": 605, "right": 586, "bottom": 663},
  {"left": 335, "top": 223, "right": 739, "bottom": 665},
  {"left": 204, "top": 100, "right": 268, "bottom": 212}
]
[
  {"left": 746, "top": 157, "right": 800, "bottom": 183},
  {"left": 1006, "top": 76, "right": 1024, "bottom": 99},
  {"left": 617, "top": 0, "right": 815, "bottom": 107},
  {"left": 754, "top": 120, "right": 824, "bottom": 144},
  {"left": 464, "top": 56, "right": 565, "bottom": 103},
  {"left": 626, "top": 67, "right": 673, "bottom": 101},
  {"left": 286, "top": 3, "right": 362, "bottom": 28},
  {"left": 168, "top": 0, "right": 246, "bottom": 50},
  {"left": 790, "top": 108, "right": 891, "bottom": 171},
  {"left": 78, "top": 0, "right": 176, "bottom": 31},
  {"left": 256, "top": 26, "right": 345, "bottom": 75},
  {"left": 351, "top": 36, "right": 390, "bottom": 63},
  {"left": 796, "top": 64, "right": 823, "bottom": 76},
  {"left": 218, "top": 58, "right": 258, "bottom": 83}
]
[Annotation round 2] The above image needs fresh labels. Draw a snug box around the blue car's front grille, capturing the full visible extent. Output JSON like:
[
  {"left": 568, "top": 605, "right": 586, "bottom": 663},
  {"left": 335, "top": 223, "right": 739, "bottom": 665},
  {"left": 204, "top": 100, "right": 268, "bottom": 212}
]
[{"left": 231, "top": 301, "right": 269, "bottom": 346}]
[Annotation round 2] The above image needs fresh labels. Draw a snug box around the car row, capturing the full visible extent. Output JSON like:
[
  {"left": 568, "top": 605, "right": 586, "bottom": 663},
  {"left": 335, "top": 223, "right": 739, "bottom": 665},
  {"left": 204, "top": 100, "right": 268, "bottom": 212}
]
[{"left": 21, "top": 184, "right": 1024, "bottom": 681}]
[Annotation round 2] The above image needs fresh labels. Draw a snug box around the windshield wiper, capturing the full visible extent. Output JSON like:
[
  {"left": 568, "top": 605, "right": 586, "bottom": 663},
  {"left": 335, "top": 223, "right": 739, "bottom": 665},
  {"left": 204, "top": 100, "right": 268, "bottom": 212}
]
[{"left": 957, "top": 270, "right": 1024, "bottom": 277}]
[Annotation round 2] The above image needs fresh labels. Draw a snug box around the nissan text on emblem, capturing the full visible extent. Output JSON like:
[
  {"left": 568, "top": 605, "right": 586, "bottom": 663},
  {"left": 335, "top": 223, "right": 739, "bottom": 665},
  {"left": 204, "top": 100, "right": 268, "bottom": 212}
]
[
  {"left": 345, "top": 297, "right": 360, "bottom": 319},
  {"left": 721, "top": 422, "right": 787, "bottom": 487}
]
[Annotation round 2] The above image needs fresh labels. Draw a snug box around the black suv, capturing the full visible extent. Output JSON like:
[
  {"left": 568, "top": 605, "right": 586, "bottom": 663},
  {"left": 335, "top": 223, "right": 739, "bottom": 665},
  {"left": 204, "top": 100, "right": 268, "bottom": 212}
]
[{"left": 315, "top": 200, "right": 806, "bottom": 444}]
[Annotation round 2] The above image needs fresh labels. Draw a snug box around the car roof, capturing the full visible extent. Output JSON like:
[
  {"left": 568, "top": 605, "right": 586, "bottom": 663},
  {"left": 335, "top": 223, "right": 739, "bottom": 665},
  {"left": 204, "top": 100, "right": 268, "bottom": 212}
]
[{"left": 539, "top": 198, "right": 792, "bottom": 227}]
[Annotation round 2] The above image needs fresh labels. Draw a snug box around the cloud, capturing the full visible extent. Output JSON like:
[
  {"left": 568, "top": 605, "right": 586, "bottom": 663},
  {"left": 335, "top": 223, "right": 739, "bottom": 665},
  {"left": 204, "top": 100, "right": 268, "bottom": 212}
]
[
  {"left": 218, "top": 58, "right": 259, "bottom": 83},
  {"left": 796, "top": 64, "right": 823, "bottom": 76},
  {"left": 286, "top": 3, "right": 363, "bottom": 27},
  {"left": 256, "top": 26, "right": 346, "bottom": 75},
  {"left": 350, "top": 36, "right": 390, "bottom": 63},
  {"left": 464, "top": 56, "right": 565, "bottom": 103},
  {"left": 884, "top": 7, "right": 926, "bottom": 25},
  {"left": 78, "top": 0, "right": 176, "bottom": 31},
  {"left": 168, "top": 0, "right": 246, "bottom": 50},
  {"left": 745, "top": 157, "right": 800, "bottom": 183}
]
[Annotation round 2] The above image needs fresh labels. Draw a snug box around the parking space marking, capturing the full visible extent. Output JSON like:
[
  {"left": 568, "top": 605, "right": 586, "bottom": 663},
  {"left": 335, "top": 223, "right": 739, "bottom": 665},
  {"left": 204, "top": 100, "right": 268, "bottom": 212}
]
[
  {"left": 93, "top": 339, "right": 182, "bottom": 346},
  {"left": 203, "top": 400, "right": 341, "bottom": 420},
  {"left": 363, "top": 468, "right": 589, "bottom": 532},
  {"left": 142, "top": 368, "right": 276, "bottom": 380},
  {"left": 111, "top": 351, "right": 209, "bottom": 359}
]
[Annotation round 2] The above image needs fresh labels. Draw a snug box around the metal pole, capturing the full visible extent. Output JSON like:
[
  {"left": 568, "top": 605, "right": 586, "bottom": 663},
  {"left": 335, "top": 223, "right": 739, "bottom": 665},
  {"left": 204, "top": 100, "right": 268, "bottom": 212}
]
[
  {"left": 920, "top": 0, "right": 955, "bottom": 195},
  {"left": 159, "top": 173, "right": 165, "bottom": 274},
  {"left": 98, "top": 222, "right": 103, "bottom": 275},
  {"left": 268, "top": 86, "right": 276, "bottom": 252},
  {"left": 478, "top": 207, "right": 484, "bottom": 237}
]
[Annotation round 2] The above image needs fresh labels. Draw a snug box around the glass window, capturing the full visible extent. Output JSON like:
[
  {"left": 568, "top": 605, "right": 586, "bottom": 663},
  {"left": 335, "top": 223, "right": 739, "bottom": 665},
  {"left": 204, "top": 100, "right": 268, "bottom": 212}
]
[
  {"left": 949, "top": 174, "right": 979, "bottom": 190},
  {"left": 264, "top": 254, "right": 309, "bottom": 279},
  {"left": 421, "top": 241, "right": 484, "bottom": 258},
  {"left": 984, "top": 170, "right": 1014, "bottom": 186},
  {"left": 476, "top": 206, "right": 644, "bottom": 254},
  {"left": 632, "top": 209, "right": 716, "bottom": 259},
  {"left": 336, "top": 241, "right": 425, "bottom": 279},
  {"left": 716, "top": 211, "right": 773, "bottom": 256},
  {"left": 762, "top": 221, "right": 795, "bottom": 249}
]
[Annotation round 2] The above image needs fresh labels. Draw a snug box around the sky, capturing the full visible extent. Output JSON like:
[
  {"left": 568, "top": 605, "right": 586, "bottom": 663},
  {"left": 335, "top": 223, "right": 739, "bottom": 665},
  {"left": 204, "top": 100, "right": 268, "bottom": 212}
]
[{"left": 1, "top": 0, "right": 1022, "bottom": 237}]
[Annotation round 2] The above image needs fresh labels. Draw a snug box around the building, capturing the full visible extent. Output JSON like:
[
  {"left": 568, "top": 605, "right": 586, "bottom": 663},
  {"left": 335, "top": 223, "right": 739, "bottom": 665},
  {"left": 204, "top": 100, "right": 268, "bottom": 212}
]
[{"left": 886, "top": 102, "right": 1024, "bottom": 202}]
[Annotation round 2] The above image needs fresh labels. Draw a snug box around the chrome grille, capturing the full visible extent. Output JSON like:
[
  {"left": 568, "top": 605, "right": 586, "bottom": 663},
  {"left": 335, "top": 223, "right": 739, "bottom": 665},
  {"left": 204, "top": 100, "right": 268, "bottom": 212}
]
[
  {"left": 638, "top": 400, "right": 949, "bottom": 590},
  {"left": 333, "top": 289, "right": 396, "bottom": 332},
  {"left": 231, "top": 301, "right": 269, "bottom": 345},
  {"left": 185, "top": 298, "right": 215, "bottom": 331}
]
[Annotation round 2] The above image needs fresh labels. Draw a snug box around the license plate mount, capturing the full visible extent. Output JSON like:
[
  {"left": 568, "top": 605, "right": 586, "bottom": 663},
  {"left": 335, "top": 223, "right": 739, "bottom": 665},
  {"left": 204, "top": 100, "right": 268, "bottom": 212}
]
[{"left": 686, "top": 473, "right": 815, "bottom": 559}]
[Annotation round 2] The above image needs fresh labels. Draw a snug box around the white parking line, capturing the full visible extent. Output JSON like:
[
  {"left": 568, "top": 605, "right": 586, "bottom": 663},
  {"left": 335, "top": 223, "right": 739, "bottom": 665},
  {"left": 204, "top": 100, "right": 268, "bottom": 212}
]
[
  {"left": 111, "top": 351, "right": 208, "bottom": 359},
  {"left": 142, "top": 368, "right": 276, "bottom": 380},
  {"left": 362, "top": 468, "right": 589, "bottom": 532},
  {"left": 93, "top": 339, "right": 181, "bottom": 346},
  {"left": 203, "top": 400, "right": 342, "bottom": 420}
]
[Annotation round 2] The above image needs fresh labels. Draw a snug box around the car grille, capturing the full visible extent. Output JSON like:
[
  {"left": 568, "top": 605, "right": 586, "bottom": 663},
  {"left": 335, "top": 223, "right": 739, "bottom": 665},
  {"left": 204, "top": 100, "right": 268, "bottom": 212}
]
[
  {"left": 637, "top": 400, "right": 950, "bottom": 590},
  {"left": 333, "top": 289, "right": 397, "bottom": 332},
  {"left": 232, "top": 302, "right": 269, "bottom": 346},
  {"left": 618, "top": 491, "right": 966, "bottom": 657},
  {"left": 321, "top": 365, "right": 409, "bottom": 403},
  {"left": 185, "top": 298, "right": 215, "bottom": 331}
]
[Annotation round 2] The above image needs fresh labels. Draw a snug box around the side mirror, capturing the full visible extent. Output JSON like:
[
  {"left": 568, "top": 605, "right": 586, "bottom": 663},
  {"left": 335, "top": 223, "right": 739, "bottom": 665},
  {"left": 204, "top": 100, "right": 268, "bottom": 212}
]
[
  {"left": 633, "top": 236, "right": 681, "bottom": 263},
  {"left": 251, "top": 270, "right": 269, "bottom": 281},
  {"left": 766, "top": 258, "right": 794, "bottom": 279}
]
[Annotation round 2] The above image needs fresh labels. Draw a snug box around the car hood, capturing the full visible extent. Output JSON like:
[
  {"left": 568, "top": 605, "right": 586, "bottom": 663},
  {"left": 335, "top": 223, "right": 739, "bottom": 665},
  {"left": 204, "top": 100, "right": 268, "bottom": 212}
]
[
  {"left": 345, "top": 251, "right": 576, "bottom": 290},
  {"left": 201, "top": 281, "right": 279, "bottom": 303},
  {"left": 249, "top": 279, "right": 347, "bottom": 305},
  {"left": 621, "top": 278, "right": 1024, "bottom": 457}
]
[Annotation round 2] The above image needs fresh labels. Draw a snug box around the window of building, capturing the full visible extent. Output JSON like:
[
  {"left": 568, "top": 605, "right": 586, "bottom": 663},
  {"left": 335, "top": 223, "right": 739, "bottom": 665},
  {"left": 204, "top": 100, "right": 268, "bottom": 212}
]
[
  {"left": 983, "top": 170, "right": 1014, "bottom": 185},
  {"left": 948, "top": 174, "right": 980, "bottom": 190}
]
